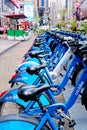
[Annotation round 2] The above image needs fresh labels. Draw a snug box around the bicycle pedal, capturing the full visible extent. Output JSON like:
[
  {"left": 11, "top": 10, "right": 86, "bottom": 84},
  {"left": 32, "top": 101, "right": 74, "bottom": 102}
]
[{"left": 69, "top": 119, "right": 76, "bottom": 127}]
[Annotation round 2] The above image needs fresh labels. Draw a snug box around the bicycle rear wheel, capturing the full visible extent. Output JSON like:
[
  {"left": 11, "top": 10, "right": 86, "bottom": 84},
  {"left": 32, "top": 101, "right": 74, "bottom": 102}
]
[
  {"left": 0, "top": 114, "right": 50, "bottom": 130},
  {"left": 71, "top": 63, "right": 83, "bottom": 86}
]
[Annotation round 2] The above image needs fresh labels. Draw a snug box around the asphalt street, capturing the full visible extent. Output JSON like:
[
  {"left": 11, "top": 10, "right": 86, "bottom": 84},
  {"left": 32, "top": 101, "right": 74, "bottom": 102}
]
[{"left": 0, "top": 34, "right": 87, "bottom": 130}]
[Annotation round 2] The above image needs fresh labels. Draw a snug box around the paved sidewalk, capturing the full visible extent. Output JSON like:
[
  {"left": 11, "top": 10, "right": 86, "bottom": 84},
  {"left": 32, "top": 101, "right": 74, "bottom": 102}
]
[
  {"left": 0, "top": 39, "right": 21, "bottom": 55},
  {"left": 0, "top": 32, "right": 37, "bottom": 55}
]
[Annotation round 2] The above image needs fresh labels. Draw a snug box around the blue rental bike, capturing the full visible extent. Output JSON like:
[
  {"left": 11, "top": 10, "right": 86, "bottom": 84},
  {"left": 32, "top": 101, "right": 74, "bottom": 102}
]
[
  {"left": 0, "top": 62, "right": 87, "bottom": 130},
  {"left": 0, "top": 83, "right": 76, "bottom": 130},
  {"left": 0, "top": 40, "right": 87, "bottom": 115}
]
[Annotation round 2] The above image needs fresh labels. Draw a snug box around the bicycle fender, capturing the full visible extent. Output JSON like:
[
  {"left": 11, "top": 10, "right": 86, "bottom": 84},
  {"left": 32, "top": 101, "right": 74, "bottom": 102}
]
[
  {"left": 9, "top": 61, "right": 40, "bottom": 84},
  {"left": 0, "top": 87, "right": 29, "bottom": 108}
]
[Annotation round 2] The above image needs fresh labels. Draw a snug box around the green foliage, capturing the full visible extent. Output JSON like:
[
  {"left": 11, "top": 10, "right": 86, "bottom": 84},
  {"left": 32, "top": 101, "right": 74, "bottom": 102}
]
[
  {"left": 39, "top": 29, "right": 45, "bottom": 34},
  {"left": 56, "top": 21, "right": 66, "bottom": 29},
  {"left": 79, "top": 22, "right": 87, "bottom": 34},
  {"left": 34, "top": 28, "right": 39, "bottom": 34},
  {"left": 70, "top": 20, "right": 77, "bottom": 31},
  {"left": 33, "top": 28, "right": 45, "bottom": 34}
]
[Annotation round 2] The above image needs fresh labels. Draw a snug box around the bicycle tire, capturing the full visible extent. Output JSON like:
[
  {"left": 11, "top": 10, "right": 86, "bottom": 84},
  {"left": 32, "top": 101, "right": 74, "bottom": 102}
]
[
  {"left": 0, "top": 114, "right": 50, "bottom": 130},
  {"left": 71, "top": 63, "right": 84, "bottom": 86},
  {"left": 81, "top": 84, "right": 87, "bottom": 110}
]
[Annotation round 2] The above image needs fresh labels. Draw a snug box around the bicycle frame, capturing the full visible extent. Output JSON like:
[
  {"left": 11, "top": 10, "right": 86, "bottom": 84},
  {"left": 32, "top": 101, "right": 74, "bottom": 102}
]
[
  {"left": 9, "top": 42, "right": 71, "bottom": 85},
  {"left": 8, "top": 45, "right": 75, "bottom": 89},
  {"left": 53, "top": 43, "right": 68, "bottom": 69},
  {"left": 53, "top": 47, "right": 72, "bottom": 74},
  {"left": 0, "top": 51, "right": 85, "bottom": 109},
  {"left": 22, "top": 66, "right": 87, "bottom": 120},
  {"left": 34, "top": 111, "right": 58, "bottom": 130}
]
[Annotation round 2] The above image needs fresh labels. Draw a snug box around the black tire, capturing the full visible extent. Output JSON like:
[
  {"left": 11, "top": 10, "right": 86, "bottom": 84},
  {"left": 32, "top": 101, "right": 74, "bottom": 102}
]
[
  {"left": 81, "top": 84, "right": 87, "bottom": 110},
  {"left": 0, "top": 114, "right": 50, "bottom": 130},
  {"left": 71, "top": 63, "right": 84, "bottom": 86}
]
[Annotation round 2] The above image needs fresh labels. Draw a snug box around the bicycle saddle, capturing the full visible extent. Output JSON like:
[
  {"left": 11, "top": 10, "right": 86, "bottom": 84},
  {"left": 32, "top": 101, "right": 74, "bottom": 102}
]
[
  {"left": 80, "top": 48, "right": 87, "bottom": 55},
  {"left": 18, "top": 84, "right": 50, "bottom": 101},
  {"left": 34, "top": 41, "right": 44, "bottom": 47},
  {"left": 36, "top": 37, "right": 43, "bottom": 43},
  {"left": 29, "top": 50, "right": 44, "bottom": 58},
  {"left": 79, "top": 44, "right": 87, "bottom": 51},
  {"left": 55, "top": 33, "right": 61, "bottom": 39},
  {"left": 83, "top": 56, "right": 87, "bottom": 65},
  {"left": 75, "top": 44, "right": 87, "bottom": 56},
  {"left": 62, "top": 38, "right": 76, "bottom": 49},
  {"left": 72, "top": 43, "right": 83, "bottom": 54},
  {"left": 26, "top": 63, "right": 47, "bottom": 75},
  {"left": 38, "top": 34, "right": 43, "bottom": 38},
  {"left": 57, "top": 35, "right": 65, "bottom": 42},
  {"left": 29, "top": 52, "right": 50, "bottom": 60}
]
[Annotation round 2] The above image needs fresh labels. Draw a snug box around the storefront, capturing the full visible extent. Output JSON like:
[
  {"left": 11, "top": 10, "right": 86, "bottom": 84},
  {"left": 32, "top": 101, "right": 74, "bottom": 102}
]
[{"left": 4, "top": 13, "right": 30, "bottom": 40}]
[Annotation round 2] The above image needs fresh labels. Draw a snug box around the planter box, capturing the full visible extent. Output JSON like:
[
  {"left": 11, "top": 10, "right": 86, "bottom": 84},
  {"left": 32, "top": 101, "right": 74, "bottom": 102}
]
[{"left": 7, "top": 30, "right": 29, "bottom": 40}]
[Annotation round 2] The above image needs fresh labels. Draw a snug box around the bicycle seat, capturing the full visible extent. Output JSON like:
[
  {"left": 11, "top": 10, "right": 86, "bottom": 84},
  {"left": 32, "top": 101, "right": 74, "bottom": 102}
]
[
  {"left": 18, "top": 84, "right": 50, "bottom": 101},
  {"left": 36, "top": 37, "right": 43, "bottom": 42},
  {"left": 75, "top": 44, "right": 87, "bottom": 56},
  {"left": 57, "top": 35, "right": 65, "bottom": 42},
  {"left": 26, "top": 63, "right": 47, "bottom": 75},
  {"left": 67, "top": 39, "right": 77, "bottom": 46},
  {"left": 34, "top": 41, "right": 44, "bottom": 47},
  {"left": 81, "top": 49, "right": 87, "bottom": 54},
  {"left": 72, "top": 44, "right": 83, "bottom": 54},
  {"left": 38, "top": 34, "right": 43, "bottom": 38},
  {"left": 79, "top": 44, "right": 87, "bottom": 51},
  {"left": 29, "top": 50, "right": 44, "bottom": 58},
  {"left": 83, "top": 56, "right": 87, "bottom": 65},
  {"left": 62, "top": 41, "right": 69, "bottom": 48},
  {"left": 62, "top": 38, "right": 76, "bottom": 47},
  {"left": 55, "top": 33, "right": 61, "bottom": 39}
]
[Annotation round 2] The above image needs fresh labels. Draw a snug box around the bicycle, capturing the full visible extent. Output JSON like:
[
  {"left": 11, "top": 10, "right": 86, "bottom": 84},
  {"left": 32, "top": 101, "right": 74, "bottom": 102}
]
[
  {"left": 0, "top": 84, "right": 76, "bottom": 130},
  {"left": 0, "top": 63, "right": 86, "bottom": 129},
  {"left": 1, "top": 61, "right": 87, "bottom": 129},
  {"left": 0, "top": 41, "right": 87, "bottom": 115}
]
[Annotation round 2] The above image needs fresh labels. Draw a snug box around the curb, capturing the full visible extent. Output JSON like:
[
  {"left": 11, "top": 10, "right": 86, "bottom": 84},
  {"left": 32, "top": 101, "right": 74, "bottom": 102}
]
[{"left": 0, "top": 40, "right": 22, "bottom": 56}]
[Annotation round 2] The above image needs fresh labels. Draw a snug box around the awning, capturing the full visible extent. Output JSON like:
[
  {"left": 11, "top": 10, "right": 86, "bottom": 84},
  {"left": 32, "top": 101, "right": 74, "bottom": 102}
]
[
  {"left": 9, "top": 0, "right": 20, "bottom": 8},
  {"left": 4, "top": 14, "right": 27, "bottom": 19}
]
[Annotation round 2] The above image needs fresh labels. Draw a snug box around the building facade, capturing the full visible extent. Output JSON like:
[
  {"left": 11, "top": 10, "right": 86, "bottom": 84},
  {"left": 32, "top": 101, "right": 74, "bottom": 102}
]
[
  {"left": 37, "top": 0, "right": 49, "bottom": 25},
  {"left": 65, "top": 0, "right": 87, "bottom": 22},
  {"left": 0, "top": 0, "right": 19, "bottom": 26},
  {"left": 76, "top": 0, "right": 87, "bottom": 20},
  {"left": 49, "top": 0, "right": 65, "bottom": 26}
]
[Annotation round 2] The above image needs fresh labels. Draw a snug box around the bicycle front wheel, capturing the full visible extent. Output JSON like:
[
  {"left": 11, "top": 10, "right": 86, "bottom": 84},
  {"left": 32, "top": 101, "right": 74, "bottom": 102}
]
[{"left": 0, "top": 114, "right": 49, "bottom": 130}]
